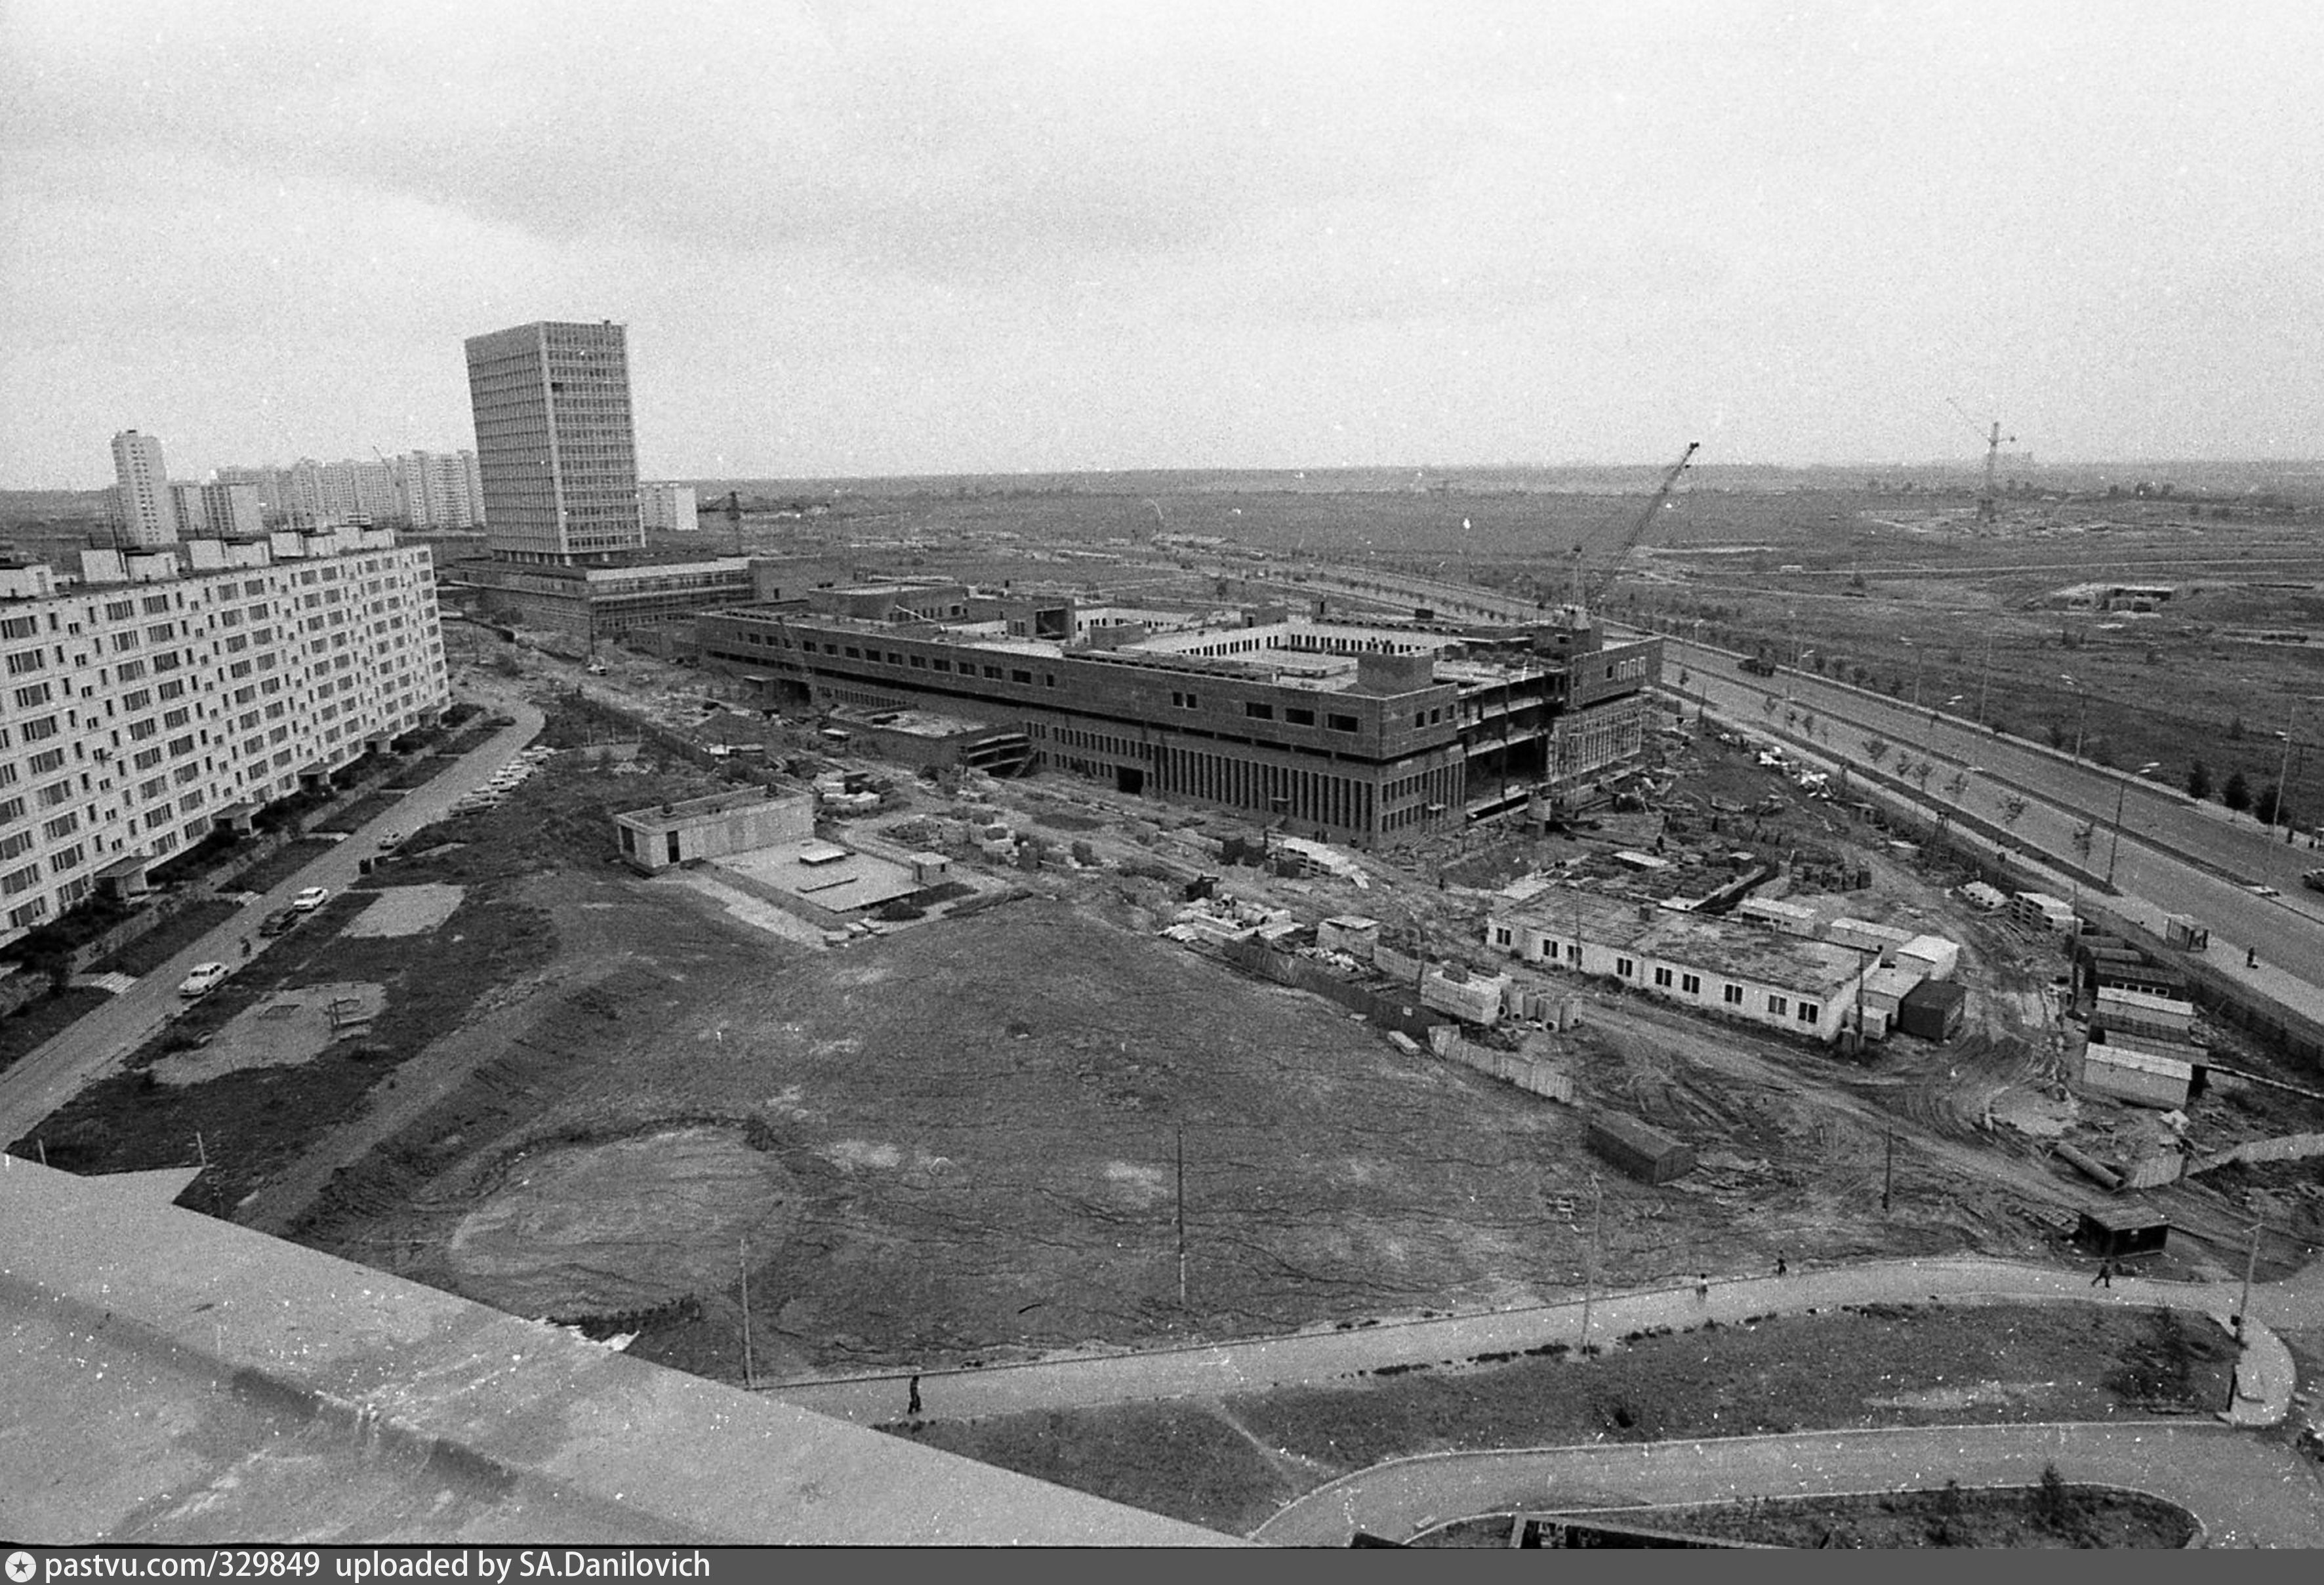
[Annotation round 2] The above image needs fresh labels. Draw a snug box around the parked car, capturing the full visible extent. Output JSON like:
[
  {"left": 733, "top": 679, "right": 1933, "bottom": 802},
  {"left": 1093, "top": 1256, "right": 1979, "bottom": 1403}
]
[
  {"left": 178, "top": 962, "right": 230, "bottom": 999},
  {"left": 258, "top": 908, "right": 299, "bottom": 938},
  {"left": 2245, "top": 884, "right": 2282, "bottom": 899},
  {"left": 290, "top": 886, "right": 331, "bottom": 913},
  {"left": 377, "top": 830, "right": 403, "bottom": 849}
]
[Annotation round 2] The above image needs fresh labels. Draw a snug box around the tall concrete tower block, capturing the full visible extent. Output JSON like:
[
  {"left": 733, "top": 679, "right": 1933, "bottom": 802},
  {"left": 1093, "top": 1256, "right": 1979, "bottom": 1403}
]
[{"left": 464, "top": 320, "right": 643, "bottom": 565}]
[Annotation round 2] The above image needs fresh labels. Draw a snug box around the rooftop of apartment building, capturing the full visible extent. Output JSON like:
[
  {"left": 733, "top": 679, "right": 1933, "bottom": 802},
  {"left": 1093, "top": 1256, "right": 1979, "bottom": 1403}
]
[{"left": 0, "top": 527, "right": 415, "bottom": 599}]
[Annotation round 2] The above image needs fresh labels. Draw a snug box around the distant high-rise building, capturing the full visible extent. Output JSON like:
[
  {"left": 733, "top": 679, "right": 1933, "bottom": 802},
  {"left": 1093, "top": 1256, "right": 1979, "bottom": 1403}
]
[
  {"left": 464, "top": 320, "right": 642, "bottom": 565},
  {"left": 110, "top": 430, "right": 178, "bottom": 547},
  {"left": 167, "top": 480, "right": 266, "bottom": 538},
  {"left": 394, "top": 449, "right": 486, "bottom": 530},
  {"left": 640, "top": 481, "right": 699, "bottom": 534}
]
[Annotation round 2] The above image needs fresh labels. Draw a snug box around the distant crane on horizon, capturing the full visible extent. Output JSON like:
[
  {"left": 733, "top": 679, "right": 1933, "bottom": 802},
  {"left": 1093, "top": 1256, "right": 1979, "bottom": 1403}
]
[{"left": 1947, "top": 399, "right": 2016, "bottom": 523}]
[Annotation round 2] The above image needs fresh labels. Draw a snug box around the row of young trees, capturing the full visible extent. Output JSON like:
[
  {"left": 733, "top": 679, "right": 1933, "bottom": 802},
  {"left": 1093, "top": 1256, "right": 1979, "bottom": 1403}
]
[{"left": 2184, "top": 760, "right": 2293, "bottom": 826}]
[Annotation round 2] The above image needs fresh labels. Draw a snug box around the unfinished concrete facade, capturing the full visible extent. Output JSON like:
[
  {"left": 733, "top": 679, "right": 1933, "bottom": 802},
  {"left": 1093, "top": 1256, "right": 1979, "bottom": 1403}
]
[{"left": 614, "top": 789, "right": 813, "bottom": 874}]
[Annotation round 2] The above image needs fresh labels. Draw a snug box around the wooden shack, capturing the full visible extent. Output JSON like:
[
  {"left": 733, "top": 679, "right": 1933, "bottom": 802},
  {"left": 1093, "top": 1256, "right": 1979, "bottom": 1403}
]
[
  {"left": 1586, "top": 1111, "right": 1696, "bottom": 1185},
  {"left": 2075, "top": 1203, "right": 2170, "bottom": 1260}
]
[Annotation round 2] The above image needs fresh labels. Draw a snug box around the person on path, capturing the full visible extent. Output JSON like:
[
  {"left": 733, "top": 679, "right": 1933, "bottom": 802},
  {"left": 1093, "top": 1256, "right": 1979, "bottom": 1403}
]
[
  {"left": 2090, "top": 1260, "right": 2111, "bottom": 1288},
  {"left": 907, "top": 1374, "right": 922, "bottom": 1418},
  {"left": 1696, "top": 1274, "right": 1710, "bottom": 1301},
  {"left": 1775, "top": 1254, "right": 1787, "bottom": 1278},
  {"left": 239, "top": 936, "right": 251, "bottom": 960},
  {"left": 2100, "top": 1261, "right": 2114, "bottom": 1288}
]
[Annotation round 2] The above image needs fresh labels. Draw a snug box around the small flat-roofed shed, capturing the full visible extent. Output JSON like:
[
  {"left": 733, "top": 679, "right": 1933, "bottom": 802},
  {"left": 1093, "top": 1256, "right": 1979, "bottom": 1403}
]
[
  {"left": 1586, "top": 1111, "right": 1696, "bottom": 1184},
  {"left": 2076, "top": 1203, "right": 2170, "bottom": 1260}
]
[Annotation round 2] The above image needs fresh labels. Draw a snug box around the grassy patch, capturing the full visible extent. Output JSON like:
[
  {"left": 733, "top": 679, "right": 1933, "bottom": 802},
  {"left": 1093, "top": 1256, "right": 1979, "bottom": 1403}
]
[
  {"left": 5, "top": 881, "right": 560, "bottom": 1211},
  {"left": 889, "top": 1403, "right": 1303, "bottom": 1535},
  {"left": 314, "top": 792, "right": 405, "bottom": 835},
  {"left": 232, "top": 838, "right": 344, "bottom": 896},
  {"left": 0, "top": 986, "right": 113, "bottom": 1075},
  {"left": 1494, "top": 1476, "right": 2201, "bottom": 1549},
  {"left": 893, "top": 1303, "right": 2235, "bottom": 1538},
  {"left": 89, "top": 898, "right": 243, "bottom": 978}
]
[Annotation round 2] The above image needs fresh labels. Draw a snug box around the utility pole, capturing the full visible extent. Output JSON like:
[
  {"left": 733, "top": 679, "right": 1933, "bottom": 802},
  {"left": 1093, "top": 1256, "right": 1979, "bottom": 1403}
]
[
  {"left": 1882, "top": 1128, "right": 1895, "bottom": 1216},
  {"left": 740, "top": 1238, "right": 756, "bottom": 1389},
  {"left": 2238, "top": 1220, "right": 2259, "bottom": 1344},
  {"left": 1976, "top": 629, "right": 1995, "bottom": 725},
  {"left": 1579, "top": 1173, "right": 1602, "bottom": 1354},
  {"left": 1175, "top": 1122, "right": 1188, "bottom": 1310}
]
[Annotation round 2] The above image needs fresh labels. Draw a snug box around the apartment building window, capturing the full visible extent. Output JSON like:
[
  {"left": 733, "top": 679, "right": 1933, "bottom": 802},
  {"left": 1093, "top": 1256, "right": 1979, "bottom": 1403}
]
[
  {"left": 1723, "top": 983, "right": 1744, "bottom": 1006},
  {"left": 1284, "top": 706, "right": 1315, "bottom": 726},
  {"left": 5, "top": 648, "right": 47, "bottom": 677},
  {"left": 12, "top": 682, "right": 51, "bottom": 710},
  {"left": 1011, "top": 669, "right": 1034, "bottom": 685},
  {"left": 157, "top": 678, "right": 185, "bottom": 700},
  {"left": 1681, "top": 973, "right": 1701, "bottom": 995},
  {"left": 0, "top": 832, "right": 31, "bottom": 862},
  {"left": 1616, "top": 956, "right": 1634, "bottom": 978},
  {"left": 47, "top": 843, "right": 85, "bottom": 875},
  {"left": 1798, "top": 1003, "right": 1820, "bottom": 1024},
  {"left": 121, "top": 689, "right": 151, "bottom": 712},
  {"left": 127, "top": 718, "right": 158, "bottom": 741},
  {"left": 1494, "top": 927, "right": 1513, "bottom": 947},
  {"left": 166, "top": 734, "right": 195, "bottom": 757},
  {"left": 40, "top": 813, "right": 78, "bottom": 841},
  {"left": 101, "top": 601, "right": 135, "bottom": 622},
  {"left": 1328, "top": 713, "right": 1359, "bottom": 732},
  {"left": 1245, "top": 702, "right": 1274, "bottom": 720},
  {"left": 1652, "top": 966, "right": 1674, "bottom": 988},
  {"left": 28, "top": 749, "right": 65, "bottom": 776},
  {"left": 2, "top": 864, "right": 41, "bottom": 896},
  {"left": 133, "top": 748, "right": 163, "bottom": 771},
  {"left": 18, "top": 716, "right": 58, "bottom": 743},
  {"left": 1766, "top": 994, "right": 1789, "bottom": 1017},
  {"left": 0, "top": 797, "right": 22, "bottom": 824},
  {"left": 140, "top": 594, "right": 171, "bottom": 616}
]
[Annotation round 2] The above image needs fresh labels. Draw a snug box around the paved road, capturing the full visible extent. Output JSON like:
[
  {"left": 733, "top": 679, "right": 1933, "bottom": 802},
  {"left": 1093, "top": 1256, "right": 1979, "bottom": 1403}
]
[
  {"left": 770, "top": 1253, "right": 2309, "bottom": 1430},
  {"left": 0, "top": 690, "right": 543, "bottom": 1147},
  {"left": 1252, "top": 1420, "right": 2324, "bottom": 1548}
]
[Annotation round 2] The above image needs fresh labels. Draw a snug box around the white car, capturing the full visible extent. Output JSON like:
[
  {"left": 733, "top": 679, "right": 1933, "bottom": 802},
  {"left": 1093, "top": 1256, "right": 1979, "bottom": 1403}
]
[
  {"left": 178, "top": 962, "right": 230, "bottom": 998},
  {"left": 290, "top": 886, "right": 331, "bottom": 913},
  {"left": 2245, "top": 884, "right": 2281, "bottom": 898}
]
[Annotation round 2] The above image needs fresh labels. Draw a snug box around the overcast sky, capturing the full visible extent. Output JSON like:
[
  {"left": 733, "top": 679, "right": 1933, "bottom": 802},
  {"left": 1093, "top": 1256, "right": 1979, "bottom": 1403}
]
[{"left": 3, "top": 1, "right": 2319, "bottom": 486}]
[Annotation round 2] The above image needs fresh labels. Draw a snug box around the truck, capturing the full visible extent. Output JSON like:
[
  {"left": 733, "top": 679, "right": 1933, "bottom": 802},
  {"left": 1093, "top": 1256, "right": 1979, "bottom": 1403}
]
[{"left": 1740, "top": 655, "right": 1778, "bottom": 677}]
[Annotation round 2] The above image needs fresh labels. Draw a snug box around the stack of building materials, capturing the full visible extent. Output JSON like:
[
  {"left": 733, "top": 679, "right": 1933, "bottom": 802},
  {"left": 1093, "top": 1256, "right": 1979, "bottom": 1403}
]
[
  {"left": 1316, "top": 916, "right": 1382, "bottom": 957},
  {"left": 1421, "top": 967, "right": 1509, "bottom": 1027},
  {"left": 1586, "top": 1112, "right": 1696, "bottom": 1184},
  {"left": 1826, "top": 917, "right": 1915, "bottom": 961},
  {"left": 1738, "top": 898, "right": 1820, "bottom": 937},
  {"left": 2010, "top": 891, "right": 2079, "bottom": 933},
  {"left": 1896, "top": 979, "right": 1968, "bottom": 1041},
  {"left": 1896, "top": 934, "right": 1960, "bottom": 982},
  {"left": 1959, "top": 881, "right": 2008, "bottom": 913}
]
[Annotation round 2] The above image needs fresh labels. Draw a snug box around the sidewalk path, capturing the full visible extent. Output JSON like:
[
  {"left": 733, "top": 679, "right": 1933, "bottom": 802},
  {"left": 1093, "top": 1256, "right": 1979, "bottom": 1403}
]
[
  {"left": 0, "top": 692, "right": 542, "bottom": 1146},
  {"left": 1251, "top": 1421, "right": 2324, "bottom": 1548},
  {"left": 769, "top": 1254, "right": 2308, "bottom": 1430}
]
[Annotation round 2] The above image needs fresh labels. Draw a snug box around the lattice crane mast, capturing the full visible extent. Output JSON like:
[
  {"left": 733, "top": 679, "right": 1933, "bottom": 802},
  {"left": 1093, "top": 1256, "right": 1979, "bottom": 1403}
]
[{"left": 1565, "top": 440, "right": 1699, "bottom": 626}]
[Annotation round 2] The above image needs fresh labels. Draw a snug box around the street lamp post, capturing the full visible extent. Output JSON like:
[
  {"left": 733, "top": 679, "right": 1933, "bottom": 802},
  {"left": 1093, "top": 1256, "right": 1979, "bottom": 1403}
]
[
  {"left": 1976, "top": 628, "right": 1995, "bottom": 725},
  {"left": 2273, "top": 729, "right": 2294, "bottom": 842},
  {"left": 2106, "top": 761, "right": 2163, "bottom": 889},
  {"left": 2060, "top": 673, "right": 2088, "bottom": 761}
]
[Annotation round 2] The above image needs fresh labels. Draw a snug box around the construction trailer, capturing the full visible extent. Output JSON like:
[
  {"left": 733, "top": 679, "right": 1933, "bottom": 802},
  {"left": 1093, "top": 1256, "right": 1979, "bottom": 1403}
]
[
  {"left": 1586, "top": 1110, "right": 1696, "bottom": 1184},
  {"left": 1897, "top": 979, "right": 1967, "bottom": 1041},
  {"left": 2075, "top": 1203, "right": 2170, "bottom": 1260},
  {"left": 2077, "top": 1034, "right": 2199, "bottom": 1109},
  {"left": 2165, "top": 914, "right": 2209, "bottom": 952}
]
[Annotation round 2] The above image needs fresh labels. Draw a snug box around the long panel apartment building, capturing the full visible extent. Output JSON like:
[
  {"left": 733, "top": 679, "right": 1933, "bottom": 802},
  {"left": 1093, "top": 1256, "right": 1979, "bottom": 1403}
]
[
  {"left": 699, "top": 585, "right": 1659, "bottom": 847},
  {"left": 0, "top": 529, "right": 448, "bottom": 949}
]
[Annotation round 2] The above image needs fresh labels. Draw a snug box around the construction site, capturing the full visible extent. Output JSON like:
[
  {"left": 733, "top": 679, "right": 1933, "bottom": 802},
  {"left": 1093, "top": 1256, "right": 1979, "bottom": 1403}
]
[{"left": 10, "top": 462, "right": 2324, "bottom": 1540}]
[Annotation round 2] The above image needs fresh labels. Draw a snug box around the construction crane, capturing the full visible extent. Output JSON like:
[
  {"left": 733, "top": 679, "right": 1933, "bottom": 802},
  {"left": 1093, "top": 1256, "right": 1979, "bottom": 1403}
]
[
  {"left": 1947, "top": 399, "right": 2016, "bottom": 523},
  {"left": 1564, "top": 441, "right": 1698, "bottom": 626}
]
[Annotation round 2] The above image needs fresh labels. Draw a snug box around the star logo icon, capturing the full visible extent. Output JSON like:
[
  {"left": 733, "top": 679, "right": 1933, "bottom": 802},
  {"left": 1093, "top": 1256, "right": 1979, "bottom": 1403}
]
[{"left": 6, "top": 1552, "right": 37, "bottom": 1584}]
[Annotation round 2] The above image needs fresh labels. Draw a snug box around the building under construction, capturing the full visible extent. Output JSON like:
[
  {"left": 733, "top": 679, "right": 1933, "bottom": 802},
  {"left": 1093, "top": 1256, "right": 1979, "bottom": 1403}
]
[{"left": 698, "top": 584, "right": 1660, "bottom": 847}]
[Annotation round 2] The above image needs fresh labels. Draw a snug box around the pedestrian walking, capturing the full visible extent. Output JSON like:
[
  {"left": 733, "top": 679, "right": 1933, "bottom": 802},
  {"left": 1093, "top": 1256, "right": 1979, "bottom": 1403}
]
[
  {"left": 1696, "top": 1274, "right": 1710, "bottom": 1301},
  {"left": 2247, "top": 947, "right": 2260, "bottom": 969},
  {"left": 906, "top": 1374, "right": 922, "bottom": 1418},
  {"left": 239, "top": 936, "right": 251, "bottom": 960},
  {"left": 2090, "top": 1260, "right": 2110, "bottom": 1288},
  {"left": 1775, "top": 1254, "right": 1787, "bottom": 1278},
  {"left": 2101, "top": 1262, "right": 2114, "bottom": 1289}
]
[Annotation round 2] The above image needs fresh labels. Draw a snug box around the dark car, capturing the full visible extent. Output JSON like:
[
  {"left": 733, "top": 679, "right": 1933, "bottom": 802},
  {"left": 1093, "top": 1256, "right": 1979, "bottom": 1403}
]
[{"left": 258, "top": 908, "right": 300, "bottom": 938}]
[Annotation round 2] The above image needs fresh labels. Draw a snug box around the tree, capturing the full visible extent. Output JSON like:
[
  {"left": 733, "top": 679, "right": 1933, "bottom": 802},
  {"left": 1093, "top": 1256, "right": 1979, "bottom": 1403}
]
[
  {"left": 2223, "top": 770, "right": 2252, "bottom": 813},
  {"left": 1865, "top": 736, "right": 1892, "bottom": 768},
  {"left": 2186, "top": 759, "right": 2212, "bottom": 801},
  {"left": 2072, "top": 821, "right": 2096, "bottom": 860},
  {"left": 2000, "top": 794, "right": 2029, "bottom": 828},
  {"left": 2256, "top": 782, "right": 2286, "bottom": 827}
]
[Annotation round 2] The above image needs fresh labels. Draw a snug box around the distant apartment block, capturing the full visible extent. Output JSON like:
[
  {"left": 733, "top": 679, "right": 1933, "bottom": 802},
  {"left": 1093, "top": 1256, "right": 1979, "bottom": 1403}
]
[
  {"left": 110, "top": 431, "right": 178, "bottom": 548},
  {"left": 168, "top": 481, "right": 266, "bottom": 539},
  {"left": 394, "top": 450, "right": 487, "bottom": 531},
  {"left": 0, "top": 529, "right": 449, "bottom": 950},
  {"left": 464, "top": 320, "right": 643, "bottom": 565},
  {"left": 640, "top": 481, "right": 699, "bottom": 534}
]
